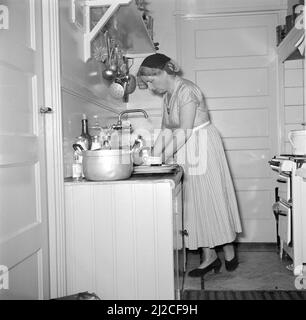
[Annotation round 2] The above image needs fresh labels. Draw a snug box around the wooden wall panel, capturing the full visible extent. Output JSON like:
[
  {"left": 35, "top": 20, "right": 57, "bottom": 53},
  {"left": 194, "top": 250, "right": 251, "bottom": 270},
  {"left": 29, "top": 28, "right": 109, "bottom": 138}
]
[
  {"left": 197, "top": 68, "right": 268, "bottom": 98},
  {"left": 226, "top": 149, "right": 271, "bottom": 178},
  {"left": 210, "top": 109, "right": 269, "bottom": 138},
  {"left": 195, "top": 27, "right": 268, "bottom": 58}
]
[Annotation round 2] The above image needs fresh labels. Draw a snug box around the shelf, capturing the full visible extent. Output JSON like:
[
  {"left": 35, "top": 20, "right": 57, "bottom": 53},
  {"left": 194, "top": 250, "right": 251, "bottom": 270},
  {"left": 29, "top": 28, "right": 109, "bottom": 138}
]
[
  {"left": 277, "top": 25, "right": 305, "bottom": 62},
  {"left": 71, "top": 0, "right": 155, "bottom": 62}
]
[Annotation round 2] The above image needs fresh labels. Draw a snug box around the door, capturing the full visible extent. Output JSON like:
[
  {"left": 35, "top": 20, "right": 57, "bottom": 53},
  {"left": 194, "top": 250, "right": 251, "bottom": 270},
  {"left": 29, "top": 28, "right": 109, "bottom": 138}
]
[
  {"left": 178, "top": 13, "right": 279, "bottom": 242},
  {"left": 0, "top": 0, "right": 49, "bottom": 299}
]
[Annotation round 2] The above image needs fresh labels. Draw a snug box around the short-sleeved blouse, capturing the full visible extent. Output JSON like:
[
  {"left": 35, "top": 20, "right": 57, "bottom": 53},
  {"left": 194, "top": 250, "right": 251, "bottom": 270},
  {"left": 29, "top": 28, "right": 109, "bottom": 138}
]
[{"left": 162, "top": 77, "right": 210, "bottom": 129}]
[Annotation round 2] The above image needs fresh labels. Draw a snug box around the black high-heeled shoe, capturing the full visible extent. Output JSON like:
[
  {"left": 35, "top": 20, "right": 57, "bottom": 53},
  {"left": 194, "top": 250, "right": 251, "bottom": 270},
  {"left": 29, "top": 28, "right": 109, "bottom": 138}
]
[
  {"left": 188, "top": 258, "right": 222, "bottom": 278},
  {"left": 225, "top": 254, "right": 239, "bottom": 271}
]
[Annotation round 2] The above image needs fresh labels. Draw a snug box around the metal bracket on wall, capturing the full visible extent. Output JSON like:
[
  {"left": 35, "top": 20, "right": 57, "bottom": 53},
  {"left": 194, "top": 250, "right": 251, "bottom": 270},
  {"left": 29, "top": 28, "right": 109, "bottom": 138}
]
[{"left": 71, "top": 0, "right": 132, "bottom": 62}]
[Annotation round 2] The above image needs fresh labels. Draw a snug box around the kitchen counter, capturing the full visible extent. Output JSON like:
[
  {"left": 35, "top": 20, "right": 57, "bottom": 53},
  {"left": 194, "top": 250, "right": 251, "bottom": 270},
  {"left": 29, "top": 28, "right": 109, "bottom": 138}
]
[
  {"left": 64, "top": 164, "right": 185, "bottom": 300},
  {"left": 64, "top": 165, "right": 184, "bottom": 189}
]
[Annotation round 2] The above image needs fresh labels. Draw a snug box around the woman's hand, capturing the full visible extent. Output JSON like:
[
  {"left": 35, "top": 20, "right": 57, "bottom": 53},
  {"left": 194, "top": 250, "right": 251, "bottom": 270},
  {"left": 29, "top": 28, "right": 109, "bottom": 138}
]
[
  {"left": 152, "top": 128, "right": 173, "bottom": 157},
  {"left": 132, "top": 146, "right": 151, "bottom": 166}
]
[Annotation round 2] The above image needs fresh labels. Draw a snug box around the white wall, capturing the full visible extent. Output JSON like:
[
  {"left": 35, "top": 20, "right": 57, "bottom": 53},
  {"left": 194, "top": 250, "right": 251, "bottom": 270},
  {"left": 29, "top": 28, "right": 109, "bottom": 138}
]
[{"left": 59, "top": 0, "right": 124, "bottom": 177}]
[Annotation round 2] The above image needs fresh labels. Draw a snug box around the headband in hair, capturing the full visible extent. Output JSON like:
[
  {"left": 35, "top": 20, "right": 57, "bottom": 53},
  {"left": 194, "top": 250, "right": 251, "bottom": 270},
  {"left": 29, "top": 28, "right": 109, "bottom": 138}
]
[{"left": 140, "top": 53, "right": 171, "bottom": 69}]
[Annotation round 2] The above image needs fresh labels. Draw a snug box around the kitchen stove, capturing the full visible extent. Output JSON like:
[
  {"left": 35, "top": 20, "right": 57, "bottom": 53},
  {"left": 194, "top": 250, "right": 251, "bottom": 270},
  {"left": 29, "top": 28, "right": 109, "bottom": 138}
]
[
  {"left": 269, "top": 154, "right": 306, "bottom": 172},
  {"left": 269, "top": 154, "right": 306, "bottom": 276}
]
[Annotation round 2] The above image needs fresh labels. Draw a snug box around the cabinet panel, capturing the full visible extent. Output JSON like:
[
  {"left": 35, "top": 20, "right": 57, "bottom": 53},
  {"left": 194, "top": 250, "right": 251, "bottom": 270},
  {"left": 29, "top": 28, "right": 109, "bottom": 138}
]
[
  {"left": 65, "top": 181, "right": 183, "bottom": 300},
  {"left": 172, "top": 183, "right": 184, "bottom": 299}
]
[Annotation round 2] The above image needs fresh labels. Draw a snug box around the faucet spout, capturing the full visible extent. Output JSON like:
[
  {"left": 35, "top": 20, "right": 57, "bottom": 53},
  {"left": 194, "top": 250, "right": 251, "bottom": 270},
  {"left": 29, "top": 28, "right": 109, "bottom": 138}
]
[{"left": 118, "top": 109, "right": 149, "bottom": 123}]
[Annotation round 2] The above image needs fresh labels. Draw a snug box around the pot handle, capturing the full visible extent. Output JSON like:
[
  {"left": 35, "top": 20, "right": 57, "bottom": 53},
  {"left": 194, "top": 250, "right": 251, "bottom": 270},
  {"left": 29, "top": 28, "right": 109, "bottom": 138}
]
[{"left": 73, "top": 143, "right": 84, "bottom": 152}]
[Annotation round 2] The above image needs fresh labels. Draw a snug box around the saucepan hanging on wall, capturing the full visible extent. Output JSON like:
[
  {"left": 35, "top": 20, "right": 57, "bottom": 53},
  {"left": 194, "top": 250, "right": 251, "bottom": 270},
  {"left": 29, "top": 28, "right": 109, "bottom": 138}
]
[
  {"left": 109, "top": 77, "right": 127, "bottom": 99},
  {"left": 108, "top": 55, "right": 136, "bottom": 100},
  {"left": 92, "top": 30, "right": 137, "bottom": 100},
  {"left": 109, "top": 74, "right": 136, "bottom": 99}
]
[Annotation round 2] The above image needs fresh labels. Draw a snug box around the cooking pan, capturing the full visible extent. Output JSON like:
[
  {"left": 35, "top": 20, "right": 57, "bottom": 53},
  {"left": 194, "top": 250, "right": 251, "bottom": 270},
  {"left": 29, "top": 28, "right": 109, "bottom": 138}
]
[{"left": 73, "top": 144, "right": 133, "bottom": 181}]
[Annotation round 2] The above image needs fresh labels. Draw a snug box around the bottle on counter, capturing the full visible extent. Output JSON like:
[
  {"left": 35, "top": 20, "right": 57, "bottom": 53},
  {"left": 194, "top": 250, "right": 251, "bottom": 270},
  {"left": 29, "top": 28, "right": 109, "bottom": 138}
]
[
  {"left": 91, "top": 135, "right": 102, "bottom": 150},
  {"left": 80, "top": 114, "right": 92, "bottom": 150},
  {"left": 72, "top": 150, "right": 83, "bottom": 181},
  {"left": 91, "top": 115, "right": 102, "bottom": 138}
]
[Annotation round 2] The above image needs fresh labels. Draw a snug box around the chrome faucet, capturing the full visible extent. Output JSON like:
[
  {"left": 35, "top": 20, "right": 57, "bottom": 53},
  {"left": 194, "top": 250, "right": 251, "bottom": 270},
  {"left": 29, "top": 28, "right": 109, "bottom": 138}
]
[{"left": 112, "top": 109, "right": 149, "bottom": 130}]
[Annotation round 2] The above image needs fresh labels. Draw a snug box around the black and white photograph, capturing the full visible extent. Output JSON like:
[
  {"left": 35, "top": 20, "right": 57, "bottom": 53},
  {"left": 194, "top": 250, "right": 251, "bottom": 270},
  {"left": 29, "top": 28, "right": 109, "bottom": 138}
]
[{"left": 0, "top": 0, "right": 306, "bottom": 303}]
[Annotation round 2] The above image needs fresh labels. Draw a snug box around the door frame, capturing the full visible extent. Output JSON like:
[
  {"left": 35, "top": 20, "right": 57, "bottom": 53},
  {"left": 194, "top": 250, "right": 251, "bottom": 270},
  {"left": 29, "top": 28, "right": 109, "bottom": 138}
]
[{"left": 42, "top": 0, "right": 66, "bottom": 298}]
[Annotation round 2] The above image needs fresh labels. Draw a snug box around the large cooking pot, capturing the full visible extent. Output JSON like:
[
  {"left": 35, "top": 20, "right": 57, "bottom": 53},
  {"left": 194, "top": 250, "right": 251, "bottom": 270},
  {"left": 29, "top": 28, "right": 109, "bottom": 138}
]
[
  {"left": 288, "top": 128, "right": 306, "bottom": 155},
  {"left": 81, "top": 148, "right": 133, "bottom": 181}
]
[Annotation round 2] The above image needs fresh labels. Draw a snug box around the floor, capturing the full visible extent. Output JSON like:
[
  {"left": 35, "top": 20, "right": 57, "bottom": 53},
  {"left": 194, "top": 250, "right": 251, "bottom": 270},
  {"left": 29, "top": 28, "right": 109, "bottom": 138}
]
[{"left": 183, "top": 243, "right": 297, "bottom": 291}]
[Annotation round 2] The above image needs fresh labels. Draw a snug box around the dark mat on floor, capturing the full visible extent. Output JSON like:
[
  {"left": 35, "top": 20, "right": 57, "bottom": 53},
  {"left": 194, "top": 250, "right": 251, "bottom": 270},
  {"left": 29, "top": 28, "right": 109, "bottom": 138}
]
[{"left": 182, "top": 290, "right": 306, "bottom": 300}]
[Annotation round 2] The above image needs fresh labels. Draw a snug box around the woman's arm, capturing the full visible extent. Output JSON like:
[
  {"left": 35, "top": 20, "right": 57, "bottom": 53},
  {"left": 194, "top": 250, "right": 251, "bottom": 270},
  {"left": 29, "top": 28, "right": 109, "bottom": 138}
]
[
  {"left": 152, "top": 102, "right": 172, "bottom": 157},
  {"left": 163, "top": 100, "right": 197, "bottom": 162}
]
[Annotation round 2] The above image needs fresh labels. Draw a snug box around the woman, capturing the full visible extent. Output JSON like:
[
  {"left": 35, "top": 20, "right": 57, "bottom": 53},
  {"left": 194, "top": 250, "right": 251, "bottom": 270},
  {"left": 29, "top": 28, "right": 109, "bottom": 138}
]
[{"left": 137, "top": 53, "right": 242, "bottom": 277}]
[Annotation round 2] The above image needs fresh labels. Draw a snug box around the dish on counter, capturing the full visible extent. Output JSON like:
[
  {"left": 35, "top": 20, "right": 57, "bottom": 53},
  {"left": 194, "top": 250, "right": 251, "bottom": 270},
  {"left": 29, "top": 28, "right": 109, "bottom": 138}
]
[
  {"left": 143, "top": 156, "right": 162, "bottom": 166},
  {"left": 132, "top": 164, "right": 179, "bottom": 174}
]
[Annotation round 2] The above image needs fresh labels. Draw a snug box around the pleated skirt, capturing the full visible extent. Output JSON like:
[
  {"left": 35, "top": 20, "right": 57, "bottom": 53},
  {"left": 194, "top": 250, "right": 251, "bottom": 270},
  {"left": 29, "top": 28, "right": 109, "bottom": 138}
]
[{"left": 176, "top": 122, "right": 242, "bottom": 249}]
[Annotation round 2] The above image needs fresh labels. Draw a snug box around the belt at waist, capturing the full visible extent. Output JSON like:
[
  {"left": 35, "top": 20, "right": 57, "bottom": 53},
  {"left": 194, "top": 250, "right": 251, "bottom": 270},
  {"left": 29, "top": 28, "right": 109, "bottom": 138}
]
[{"left": 193, "top": 121, "right": 211, "bottom": 132}]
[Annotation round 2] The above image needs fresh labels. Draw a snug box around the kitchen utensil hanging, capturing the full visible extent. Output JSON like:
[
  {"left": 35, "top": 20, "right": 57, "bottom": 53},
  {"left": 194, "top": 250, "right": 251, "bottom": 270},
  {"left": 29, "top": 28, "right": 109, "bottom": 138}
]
[
  {"left": 109, "top": 56, "right": 136, "bottom": 99},
  {"left": 109, "top": 78, "right": 127, "bottom": 99},
  {"left": 123, "top": 57, "right": 136, "bottom": 95},
  {"left": 125, "top": 74, "right": 136, "bottom": 94},
  {"left": 102, "top": 31, "right": 116, "bottom": 81}
]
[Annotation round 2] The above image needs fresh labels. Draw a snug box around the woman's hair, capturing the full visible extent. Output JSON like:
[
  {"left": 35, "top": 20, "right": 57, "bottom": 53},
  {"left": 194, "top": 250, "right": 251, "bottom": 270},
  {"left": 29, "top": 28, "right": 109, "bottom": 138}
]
[
  {"left": 137, "top": 53, "right": 181, "bottom": 77},
  {"left": 137, "top": 53, "right": 181, "bottom": 88}
]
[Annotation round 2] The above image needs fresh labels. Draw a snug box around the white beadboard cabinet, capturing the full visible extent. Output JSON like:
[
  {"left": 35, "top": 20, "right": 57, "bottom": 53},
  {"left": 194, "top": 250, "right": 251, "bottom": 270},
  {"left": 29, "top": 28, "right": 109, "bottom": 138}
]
[{"left": 64, "top": 173, "right": 184, "bottom": 300}]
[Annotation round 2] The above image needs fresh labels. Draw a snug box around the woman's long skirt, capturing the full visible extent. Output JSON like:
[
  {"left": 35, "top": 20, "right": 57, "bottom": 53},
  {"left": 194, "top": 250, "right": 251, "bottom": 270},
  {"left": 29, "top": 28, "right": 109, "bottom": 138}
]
[{"left": 176, "top": 122, "right": 242, "bottom": 249}]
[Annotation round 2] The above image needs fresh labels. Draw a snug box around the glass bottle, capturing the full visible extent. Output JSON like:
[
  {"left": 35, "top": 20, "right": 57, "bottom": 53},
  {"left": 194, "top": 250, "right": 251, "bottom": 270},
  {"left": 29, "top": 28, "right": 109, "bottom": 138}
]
[
  {"left": 72, "top": 150, "right": 83, "bottom": 181},
  {"left": 91, "top": 135, "right": 102, "bottom": 150},
  {"left": 81, "top": 114, "right": 92, "bottom": 150}
]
